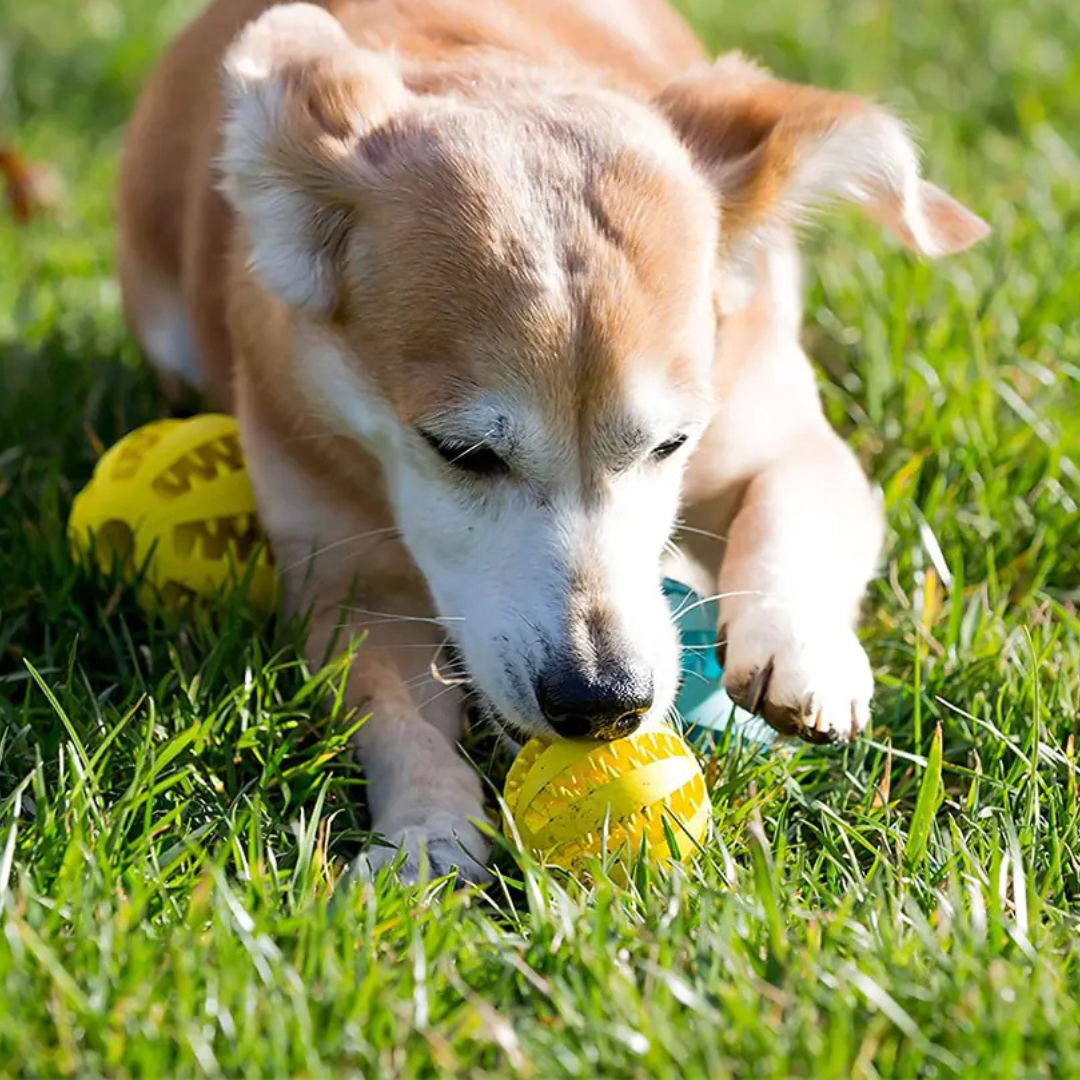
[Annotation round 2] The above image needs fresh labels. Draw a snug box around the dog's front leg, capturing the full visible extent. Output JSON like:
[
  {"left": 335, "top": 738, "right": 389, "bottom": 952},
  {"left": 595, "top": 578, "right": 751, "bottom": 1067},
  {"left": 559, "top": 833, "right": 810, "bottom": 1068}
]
[
  {"left": 305, "top": 611, "right": 490, "bottom": 883},
  {"left": 687, "top": 421, "right": 884, "bottom": 743}
]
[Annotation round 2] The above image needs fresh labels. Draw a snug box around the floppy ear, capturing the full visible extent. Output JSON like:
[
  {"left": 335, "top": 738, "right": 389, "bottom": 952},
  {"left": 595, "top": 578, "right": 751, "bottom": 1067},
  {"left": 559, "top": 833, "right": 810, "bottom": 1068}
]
[
  {"left": 219, "top": 3, "right": 410, "bottom": 313},
  {"left": 654, "top": 55, "right": 989, "bottom": 307}
]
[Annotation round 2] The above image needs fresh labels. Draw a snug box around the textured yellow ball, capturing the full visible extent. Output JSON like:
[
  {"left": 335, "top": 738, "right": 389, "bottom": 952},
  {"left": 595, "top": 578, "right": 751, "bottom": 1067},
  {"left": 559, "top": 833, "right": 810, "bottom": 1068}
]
[
  {"left": 503, "top": 726, "right": 709, "bottom": 877},
  {"left": 68, "top": 414, "right": 276, "bottom": 611}
]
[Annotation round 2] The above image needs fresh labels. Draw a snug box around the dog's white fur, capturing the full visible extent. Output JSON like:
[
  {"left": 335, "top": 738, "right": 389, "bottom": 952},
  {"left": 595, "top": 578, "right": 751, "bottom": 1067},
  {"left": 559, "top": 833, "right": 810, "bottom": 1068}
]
[{"left": 117, "top": 0, "right": 987, "bottom": 880}]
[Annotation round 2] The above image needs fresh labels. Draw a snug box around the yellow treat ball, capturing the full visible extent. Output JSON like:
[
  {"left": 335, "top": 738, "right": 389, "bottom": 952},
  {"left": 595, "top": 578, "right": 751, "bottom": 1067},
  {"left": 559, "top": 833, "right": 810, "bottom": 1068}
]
[
  {"left": 503, "top": 726, "right": 709, "bottom": 877},
  {"left": 68, "top": 414, "right": 276, "bottom": 612}
]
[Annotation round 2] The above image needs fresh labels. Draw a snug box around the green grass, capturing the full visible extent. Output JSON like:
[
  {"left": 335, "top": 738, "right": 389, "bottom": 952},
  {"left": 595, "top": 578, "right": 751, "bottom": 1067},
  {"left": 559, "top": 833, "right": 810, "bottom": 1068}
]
[{"left": 2, "top": 0, "right": 1079, "bottom": 1074}]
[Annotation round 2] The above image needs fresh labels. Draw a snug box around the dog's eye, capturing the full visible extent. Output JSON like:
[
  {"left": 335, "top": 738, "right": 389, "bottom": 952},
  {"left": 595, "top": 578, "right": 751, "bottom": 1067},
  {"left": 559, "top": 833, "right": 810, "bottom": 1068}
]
[
  {"left": 420, "top": 431, "right": 508, "bottom": 476},
  {"left": 651, "top": 434, "right": 689, "bottom": 461}
]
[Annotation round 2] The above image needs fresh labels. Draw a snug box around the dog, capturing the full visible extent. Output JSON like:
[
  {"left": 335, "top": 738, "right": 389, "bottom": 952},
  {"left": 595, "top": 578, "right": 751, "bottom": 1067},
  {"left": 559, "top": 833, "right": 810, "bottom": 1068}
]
[{"left": 117, "top": 0, "right": 987, "bottom": 881}]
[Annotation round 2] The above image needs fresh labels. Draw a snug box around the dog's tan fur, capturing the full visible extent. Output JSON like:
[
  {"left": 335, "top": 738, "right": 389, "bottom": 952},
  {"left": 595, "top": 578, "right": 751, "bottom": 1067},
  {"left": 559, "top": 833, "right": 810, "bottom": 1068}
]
[{"left": 118, "top": 0, "right": 987, "bottom": 879}]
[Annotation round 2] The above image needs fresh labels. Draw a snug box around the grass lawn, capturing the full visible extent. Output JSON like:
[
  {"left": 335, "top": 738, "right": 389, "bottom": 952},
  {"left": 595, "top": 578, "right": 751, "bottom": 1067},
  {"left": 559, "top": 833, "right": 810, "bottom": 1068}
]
[{"left": 2, "top": 0, "right": 1080, "bottom": 1075}]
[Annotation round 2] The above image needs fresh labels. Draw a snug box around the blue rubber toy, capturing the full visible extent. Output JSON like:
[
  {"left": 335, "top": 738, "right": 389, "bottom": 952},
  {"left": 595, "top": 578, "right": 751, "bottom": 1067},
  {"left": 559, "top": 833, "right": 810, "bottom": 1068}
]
[{"left": 662, "top": 577, "right": 774, "bottom": 749}]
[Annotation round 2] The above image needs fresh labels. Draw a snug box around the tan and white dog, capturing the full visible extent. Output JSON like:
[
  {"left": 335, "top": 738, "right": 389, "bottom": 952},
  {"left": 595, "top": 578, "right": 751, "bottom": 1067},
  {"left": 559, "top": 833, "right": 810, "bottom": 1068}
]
[{"left": 117, "top": 0, "right": 987, "bottom": 880}]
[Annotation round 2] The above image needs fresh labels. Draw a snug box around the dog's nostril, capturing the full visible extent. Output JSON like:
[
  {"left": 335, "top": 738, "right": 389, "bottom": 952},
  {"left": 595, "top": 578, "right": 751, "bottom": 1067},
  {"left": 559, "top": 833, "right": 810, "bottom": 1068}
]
[
  {"left": 546, "top": 705, "right": 646, "bottom": 742},
  {"left": 547, "top": 713, "right": 597, "bottom": 740},
  {"left": 536, "top": 667, "right": 652, "bottom": 741},
  {"left": 590, "top": 708, "right": 645, "bottom": 741}
]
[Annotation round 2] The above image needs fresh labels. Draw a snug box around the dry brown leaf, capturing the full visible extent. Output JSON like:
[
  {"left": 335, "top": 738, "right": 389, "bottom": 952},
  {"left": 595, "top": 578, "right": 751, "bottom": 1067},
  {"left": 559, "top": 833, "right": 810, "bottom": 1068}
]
[{"left": 0, "top": 144, "right": 63, "bottom": 224}]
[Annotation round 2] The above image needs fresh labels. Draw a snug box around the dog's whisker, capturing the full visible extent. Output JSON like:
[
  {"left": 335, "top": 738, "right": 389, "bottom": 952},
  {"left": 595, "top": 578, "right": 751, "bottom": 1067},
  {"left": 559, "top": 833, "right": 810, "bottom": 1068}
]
[
  {"left": 681, "top": 669, "right": 714, "bottom": 685},
  {"left": 364, "top": 660, "right": 470, "bottom": 685},
  {"left": 468, "top": 704, "right": 522, "bottom": 748},
  {"left": 402, "top": 672, "right": 459, "bottom": 693},
  {"left": 334, "top": 605, "right": 464, "bottom": 626},
  {"left": 675, "top": 523, "right": 731, "bottom": 545},
  {"left": 398, "top": 665, "right": 448, "bottom": 688},
  {"left": 357, "top": 641, "right": 445, "bottom": 650},
  {"left": 330, "top": 619, "right": 454, "bottom": 642},
  {"left": 281, "top": 527, "right": 402, "bottom": 575},
  {"left": 422, "top": 662, "right": 473, "bottom": 689},
  {"left": 415, "top": 680, "right": 473, "bottom": 710},
  {"left": 669, "top": 588, "right": 773, "bottom": 621}
]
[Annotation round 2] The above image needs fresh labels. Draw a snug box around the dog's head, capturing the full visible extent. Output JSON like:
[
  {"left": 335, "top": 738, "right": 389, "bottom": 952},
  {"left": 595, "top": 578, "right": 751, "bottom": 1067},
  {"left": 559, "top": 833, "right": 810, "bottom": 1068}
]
[{"left": 220, "top": 4, "right": 987, "bottom": 740}]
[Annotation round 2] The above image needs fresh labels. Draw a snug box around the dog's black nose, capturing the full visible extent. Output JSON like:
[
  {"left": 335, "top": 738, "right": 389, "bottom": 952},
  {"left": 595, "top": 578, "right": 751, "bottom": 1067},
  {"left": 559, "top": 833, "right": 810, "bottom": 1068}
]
[{"left": 535, "top": 664, "right": 653, "bottom": 741}]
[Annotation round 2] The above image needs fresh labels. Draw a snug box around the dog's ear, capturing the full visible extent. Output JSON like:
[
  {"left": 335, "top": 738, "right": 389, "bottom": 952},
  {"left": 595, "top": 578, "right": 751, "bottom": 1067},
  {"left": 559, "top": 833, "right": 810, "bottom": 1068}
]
[
  {"left": 219, "top": 3, "right": 409, "bottom": 314},
  {"left": 655, "top": 55, "right": 989, "bottom": 310}
]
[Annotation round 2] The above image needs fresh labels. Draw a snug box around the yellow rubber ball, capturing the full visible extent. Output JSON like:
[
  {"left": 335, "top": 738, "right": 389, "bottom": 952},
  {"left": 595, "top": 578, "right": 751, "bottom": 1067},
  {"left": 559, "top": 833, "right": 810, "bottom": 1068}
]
[
  {"left": 503, "top": 726, "right": 709, "bottom": 877},
  {"left": 68, "top": 414, "right": 276, "bottom": 612}
]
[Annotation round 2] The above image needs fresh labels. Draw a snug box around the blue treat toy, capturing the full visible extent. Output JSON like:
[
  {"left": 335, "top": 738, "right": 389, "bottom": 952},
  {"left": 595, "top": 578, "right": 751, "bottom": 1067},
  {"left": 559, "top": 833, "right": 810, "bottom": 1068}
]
[{"left": 662, "top": 577, "right": 775, "bottom": 750}]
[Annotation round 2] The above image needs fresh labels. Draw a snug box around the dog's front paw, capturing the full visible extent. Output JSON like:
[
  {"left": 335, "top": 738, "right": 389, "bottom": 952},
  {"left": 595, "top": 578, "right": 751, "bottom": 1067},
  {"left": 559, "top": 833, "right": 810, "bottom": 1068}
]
[
  {"left": 356, "top": 813, "right": 492, "bottom": 886},
  {"left": 720, "top": 600, "right": 872, "bottom": 744}
]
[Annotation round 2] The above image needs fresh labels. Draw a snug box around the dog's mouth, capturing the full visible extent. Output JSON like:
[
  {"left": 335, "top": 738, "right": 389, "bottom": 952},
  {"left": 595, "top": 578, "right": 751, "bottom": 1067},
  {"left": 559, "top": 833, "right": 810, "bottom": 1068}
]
[
  {"left": 464, "top": 691, "right": 530, "bottom": 750},
  {"left": 433, "top": 642, "right": 529, "bottom": 745}
]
